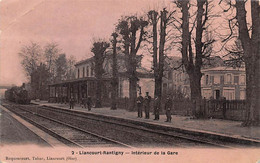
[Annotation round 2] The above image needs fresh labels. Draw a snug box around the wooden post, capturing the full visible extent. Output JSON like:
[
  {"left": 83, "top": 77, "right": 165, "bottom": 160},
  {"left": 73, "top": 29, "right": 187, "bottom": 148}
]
[
  {"left": 78, "top": 82, "right": 80, "bottom": 103},
  {"left": 54, "top": 86, "right": 57, "bottom": 103},
  {"left": 48, "top": 85, "right": 51, "bottom": 102}
]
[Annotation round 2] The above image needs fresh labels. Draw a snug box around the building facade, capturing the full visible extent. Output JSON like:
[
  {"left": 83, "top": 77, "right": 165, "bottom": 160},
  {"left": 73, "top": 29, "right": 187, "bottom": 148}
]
[
  {"left": 201, "top": 67, "right": 246, "bottom": 100},
  {"left": 48, "top": 53, "right": 154, "bottom": 104},
  {"left": 163, "top": 56, "right": 246, "bottom": 100}
]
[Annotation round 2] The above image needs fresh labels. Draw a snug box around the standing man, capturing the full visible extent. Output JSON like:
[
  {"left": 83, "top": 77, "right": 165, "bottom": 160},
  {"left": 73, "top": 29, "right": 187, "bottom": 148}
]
[
  {"left": 165, "top": 95, "right": 172, "bottom": 122},
  {"left": 154, "top": 96, "right": 160, "bottom": 120},
  {"left": 69, "top": 97, "right": 75, "bottom": 109},
  {"left": 144, "top": 92, "right": 151, "bottom": 119},
  {"left": 82, "top": 97, "right": 87, "bottom": 109},
  {"left": 136, "top": 93, "right": 144, "bottom": 118},
  {"left": 87, "top": 96, "right": 92, "bottom": 111}
]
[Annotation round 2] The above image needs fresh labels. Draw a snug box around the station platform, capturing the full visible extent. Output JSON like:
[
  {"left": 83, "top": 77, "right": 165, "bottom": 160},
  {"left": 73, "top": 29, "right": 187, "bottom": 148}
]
[
  {"left": 31, "top": 100, "right": 260, "bottom": 145},
  {"left": 0, "top": 105, "right": 51, "bottom": 146}
]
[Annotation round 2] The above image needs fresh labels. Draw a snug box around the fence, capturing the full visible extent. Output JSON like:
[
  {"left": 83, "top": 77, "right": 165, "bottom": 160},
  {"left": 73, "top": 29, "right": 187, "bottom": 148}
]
[
  {"left": 49, "top": 96, "right": 246, "bottom": 121},
  {"left": 117, "top": 98, "right": 246, "bottom": 121},
  {"left": 206, "top": 99, "right": 246, "bottom": 121}
]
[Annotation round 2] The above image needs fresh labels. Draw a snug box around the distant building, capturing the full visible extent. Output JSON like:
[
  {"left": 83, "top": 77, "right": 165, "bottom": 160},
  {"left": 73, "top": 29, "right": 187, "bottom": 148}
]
[
  {"left": 48, "top": 52, "right": 154, "bottom": 103},
  {"left": 163, "top": 56, "right": 191, "bottom": 98},
  {"left": 201, "top": 67, "right": 246, "bottom": 100},
  {"left": 163, "top": 56, "right": 246, "bottom": 100}
]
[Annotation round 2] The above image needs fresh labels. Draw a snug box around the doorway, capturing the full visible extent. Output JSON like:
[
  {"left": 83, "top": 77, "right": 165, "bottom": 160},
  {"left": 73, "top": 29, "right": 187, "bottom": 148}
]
[{"left": 214, "top": 90, "right": 220, "bottom": 99}]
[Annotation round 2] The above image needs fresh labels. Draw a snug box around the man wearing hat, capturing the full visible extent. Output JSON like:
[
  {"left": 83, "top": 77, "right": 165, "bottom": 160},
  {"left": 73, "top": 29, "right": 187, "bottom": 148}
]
[
  {"left": 144, "top": 92, "right": 151, "bottom": 119},
  {"left": 165, "top": 95, "right": 173, "bottom": 122},
  {"left": 136, "top": 93, "right": 144, "bottom": 118}
]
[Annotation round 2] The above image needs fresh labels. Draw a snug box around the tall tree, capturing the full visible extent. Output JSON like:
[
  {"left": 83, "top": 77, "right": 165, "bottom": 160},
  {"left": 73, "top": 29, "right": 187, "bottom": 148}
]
[
  {"left": 219, "top": 0, "right": 260, "bottom": 125},
  {"left": 91, "top": 40, "right": 110, "bottom": 108},
  {"left": 224, "top": 39, "right": 244, "bottom": 67},
  {"left": 110, "top": 33, "right": 119, "bottom": 110},
  {"left": 19, "top": 42, "right": 42, "bottom": 77},
  {"left": 116, "top": 16, "right": 148, "bottom": 111},
  {"left": 54, "top": 53, "right": 68, "bottom": 82},
  {"left": 31, "top": 63, "right": 50, "bottom": 100},
  {"left": 44, "top": 42, "right": 59, "bottom": 82},
  {"left": 177, "top": 0, "right": 215, "bottom": 118},
  {"left": 66, "top": 56, "right": 76, "bottom": 80},
  {"left": 147, "top": 8, "right": 175, "bottom": 112},
  {"left": 235, "top": 0, "right": 260, "bottom": 125}
]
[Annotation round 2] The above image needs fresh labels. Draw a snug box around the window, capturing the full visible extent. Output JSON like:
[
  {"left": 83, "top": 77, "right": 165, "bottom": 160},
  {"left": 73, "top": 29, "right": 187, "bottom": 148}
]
[
  {"left": 234, "top": 76, "right": 239, "bottom": 84},
  {"left": 83, "top": 67, "right": 85, "bottom": 78},
  {"left": 86, "top": 66, "right": 89, "bottom": 77},
  {"left": 91, "top": 67, "right": 94, "bottom": 76},
  {"left": 215, "top": 75, "right": 220, "bottom": 84},
  {"left": 240, "top": 75, "right": 245, "bottom": 85},
  {"left": 227, "top": 74, "right": 232, "bottom": 84},
  {"left": 240, "top": 89, "right": 246, "bottom": 100},
  {"left": 210, "top": 76, "right": 214, "bottom": 84},
  {"left": 206, "top": 75, "right": 209, "bottom": 85},
  {"left": 223, "top": 89, "right": 235, "bottom": 100},
  {"left": 202, "top": 89, "right": 211, "bottom": 99},
  {"left": 220, "top": 75, "right": 224, "bottom": 84},
  {"left": 78, "top": 68, "right": 80, "bottom": 78}
]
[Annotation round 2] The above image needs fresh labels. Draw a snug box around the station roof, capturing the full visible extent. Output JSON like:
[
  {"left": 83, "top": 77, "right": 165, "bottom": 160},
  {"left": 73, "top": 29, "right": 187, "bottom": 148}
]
[{"left": 48, "top": 77, "right": 111, "bottom": 86}]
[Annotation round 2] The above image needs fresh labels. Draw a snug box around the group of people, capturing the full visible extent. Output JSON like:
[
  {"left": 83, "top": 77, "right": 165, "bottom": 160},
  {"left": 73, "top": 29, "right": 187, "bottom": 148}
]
[
  {"left": 136, "top": 92, "right": 173, "bottom": 122},
  {"left": 69, "top": 96, "right": 92, "bottom": 111}
]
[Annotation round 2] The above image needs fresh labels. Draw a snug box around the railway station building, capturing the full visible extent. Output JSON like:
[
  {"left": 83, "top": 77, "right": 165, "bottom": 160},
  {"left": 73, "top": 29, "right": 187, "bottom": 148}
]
[{"left": 48, "top": 53, "right": 154, "bottom": 105}]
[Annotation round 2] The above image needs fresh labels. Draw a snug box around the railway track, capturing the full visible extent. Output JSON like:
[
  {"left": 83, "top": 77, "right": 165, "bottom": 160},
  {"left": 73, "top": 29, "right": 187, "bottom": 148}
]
[
  {"left": 38, "top": 105, "right": 235, "bottom": 148},
  {"left": 2, "top": 102, "right": 239, "bottom": 148},
  {"left": 3, "top": 103, "right": 132, "bottom": 148}
]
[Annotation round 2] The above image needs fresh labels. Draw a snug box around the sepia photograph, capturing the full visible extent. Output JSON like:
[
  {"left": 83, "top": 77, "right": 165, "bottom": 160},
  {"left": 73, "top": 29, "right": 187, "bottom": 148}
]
[{"left": 0, "top": 0, "right": 259, "bottom": 162}]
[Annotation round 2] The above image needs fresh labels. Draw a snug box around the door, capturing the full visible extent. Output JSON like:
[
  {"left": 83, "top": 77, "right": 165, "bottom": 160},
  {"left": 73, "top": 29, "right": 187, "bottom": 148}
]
[{"left": 215, "top": 90, "right": 220, "bottom": 99}]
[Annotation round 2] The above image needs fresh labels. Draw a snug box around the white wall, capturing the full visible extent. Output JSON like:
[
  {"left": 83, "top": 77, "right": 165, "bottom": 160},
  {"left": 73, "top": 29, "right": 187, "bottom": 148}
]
[
  {"left": 138, "top": 78, "right": 154, "bottom": 97},
  {"left": 119, "top": 77, "right": 155, "bottom": 98},
  {"left": 75, "top": 63, "right": 94, "bottom": 79}
]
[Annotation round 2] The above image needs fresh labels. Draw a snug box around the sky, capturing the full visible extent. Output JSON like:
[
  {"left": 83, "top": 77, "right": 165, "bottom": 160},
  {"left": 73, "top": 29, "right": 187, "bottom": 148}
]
[
  {"left": 0, "top": 0, "right": 251, "bottom": 86},
  {"left": 1, "top": 0, "right": 176, "bottom": 86}
]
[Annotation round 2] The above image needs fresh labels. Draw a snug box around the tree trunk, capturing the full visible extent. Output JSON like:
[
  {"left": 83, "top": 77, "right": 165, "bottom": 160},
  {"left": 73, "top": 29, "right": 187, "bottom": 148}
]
[
  {"left": 257, "top": 5, "right": 260, "bottom": 122},
  {"left": 189, "top": 72, "right": 202, "bottom": 117},
  {"left": 179, "top": 0, "right": 206, "bottom": 118},
  {"left": 149, "top": 9, "right": 168, "bottom": 112},
  {"left": 129, "top": 77, "right": 137, "bottom": 111},
  {"left": 236, "top": 0, "right": 260, "bottom": 125},
  {"left": 128, "top": 26, "right": 138, "bottom": 111},
  {"left": 111, "top": 33, "right": 118, "bottom": 110},
  {"left": 95, "top": 77, "right": 102, "bottom": 108}
]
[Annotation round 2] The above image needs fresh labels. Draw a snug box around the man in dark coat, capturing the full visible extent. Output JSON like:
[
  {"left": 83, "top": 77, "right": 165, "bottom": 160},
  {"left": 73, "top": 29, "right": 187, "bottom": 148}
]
[
  {"left": 144, "top": 92, "right": 152, "bottom": 119},
  {"left": 87, "top": 96, "right": 92, "bottom": 111},
  {"left": 165, "top": 95, "right": 172, "bottom": 122},
  {"left": 81, "top": 97, "right": 87, "bottom": 109},
  {"left": 69, "top": 97, "right": 75, "bottom": 109},
  {"left": 154, "top": 96, "right": 160, "bottom": 120},
  {"left": 136, "top": 93, "right": 144, "bottom": 118}
]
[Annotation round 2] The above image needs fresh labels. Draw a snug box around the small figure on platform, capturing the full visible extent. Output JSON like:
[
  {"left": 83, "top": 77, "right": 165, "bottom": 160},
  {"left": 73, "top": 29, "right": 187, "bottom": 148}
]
[
  {"left": 154, "top": 96, "right": 160, "bottom": 120},
  {"left": 144, "top": 92, "right": 151, "bottom": 119},
  {"left": 81, "top": 97, "right": 87, "bottom": 109},
  {"left": 164, "top": 95, "right": 172, "bottom": 122},
  {"left": 136, "top": 93, "right": 144, "bottom": 118},
  {"left": 69, "top": 97, "right": 75, "bottom": 109},
  {"left": 87, "top": 96, "right": 92, "bottom": 111}
]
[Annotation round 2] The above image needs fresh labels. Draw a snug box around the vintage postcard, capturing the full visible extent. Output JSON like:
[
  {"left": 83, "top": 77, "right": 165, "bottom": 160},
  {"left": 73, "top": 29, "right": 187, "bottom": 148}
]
[{"left": 0, "top": 0, "right": 259, "bottom": 162}]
